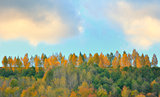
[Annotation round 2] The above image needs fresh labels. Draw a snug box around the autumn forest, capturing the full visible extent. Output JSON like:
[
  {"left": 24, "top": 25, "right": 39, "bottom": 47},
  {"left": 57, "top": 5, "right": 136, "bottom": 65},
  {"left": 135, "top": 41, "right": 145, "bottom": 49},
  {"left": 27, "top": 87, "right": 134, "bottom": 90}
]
[{"left": 0, "top": 49, "right": 160, "bottom": 97}]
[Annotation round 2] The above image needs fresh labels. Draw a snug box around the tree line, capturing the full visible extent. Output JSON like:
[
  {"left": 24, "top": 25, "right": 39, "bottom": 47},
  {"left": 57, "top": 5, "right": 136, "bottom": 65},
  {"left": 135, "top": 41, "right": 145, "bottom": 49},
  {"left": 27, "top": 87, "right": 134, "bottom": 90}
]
[
  {"left": 0, "top": 49, "right": 159, "bottom": 97},
  {"left": 2, "top": 49, "right": 158, "bottom": 71}
]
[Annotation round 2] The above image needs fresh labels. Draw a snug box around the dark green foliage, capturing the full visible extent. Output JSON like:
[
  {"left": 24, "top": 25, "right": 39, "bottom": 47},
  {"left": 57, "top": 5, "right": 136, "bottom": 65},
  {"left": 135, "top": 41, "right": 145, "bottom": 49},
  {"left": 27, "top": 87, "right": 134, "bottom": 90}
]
[
  {"left": 152, "top": 83, "right": 160, "bottom": 96},
  {"left": 107, "top": 52, "right": 115, "bottom": 63},
  {"left": 10, "top": 79, "right": 18, "bottom": 88},
  {"left": 141, "top": 81, "right": 150, "bottom": 93},
  {"left": 35, "top": 70, "right": 44, "bottom": 78},
  {"left": 110, "top": 70, "right": 121, "bottom": 82},
  {"left": 21, "top": 67, "right": 36, "bottom": 77},
  {"left": 0, "top": 68, "right": 16, "bottom": 77},
  {"left": 111, "top": 84, "right": 121, "bottom": 97},
  {"left": 0, "top": 63, "right": 160, "bottom": 97}
]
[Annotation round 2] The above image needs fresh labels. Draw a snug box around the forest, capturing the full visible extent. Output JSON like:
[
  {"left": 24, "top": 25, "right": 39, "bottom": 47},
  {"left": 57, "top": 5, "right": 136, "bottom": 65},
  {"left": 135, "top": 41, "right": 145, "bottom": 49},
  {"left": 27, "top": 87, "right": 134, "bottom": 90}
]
[{"left": 0, "top": 49, "right": 159, "bottom": 97}]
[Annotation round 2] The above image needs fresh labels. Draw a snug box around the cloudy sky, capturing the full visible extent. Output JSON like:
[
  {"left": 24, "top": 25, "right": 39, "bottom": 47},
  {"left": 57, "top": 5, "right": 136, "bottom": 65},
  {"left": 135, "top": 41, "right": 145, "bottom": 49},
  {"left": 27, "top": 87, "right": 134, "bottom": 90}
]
[{"left": 0, "top": 0, "right": 160, "bottom": 66}]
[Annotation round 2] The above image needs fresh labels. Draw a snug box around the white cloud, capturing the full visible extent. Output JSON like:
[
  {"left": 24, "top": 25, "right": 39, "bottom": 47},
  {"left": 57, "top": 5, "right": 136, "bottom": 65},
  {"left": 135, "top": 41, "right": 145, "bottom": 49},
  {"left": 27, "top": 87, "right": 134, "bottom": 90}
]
[
  {"left": 0, "top": 0, "right": 82, "bottom": 46},
  {"left": 82, "top": 0, "right": 160, "bottom": 49},
  {"left": 107, "top": 1, "right": 160, "bottom": 49}
]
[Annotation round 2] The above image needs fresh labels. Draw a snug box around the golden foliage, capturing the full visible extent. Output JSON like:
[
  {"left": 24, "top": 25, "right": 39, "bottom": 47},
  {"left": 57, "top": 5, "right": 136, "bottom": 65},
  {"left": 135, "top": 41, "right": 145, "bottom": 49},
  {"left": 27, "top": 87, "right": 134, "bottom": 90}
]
[
  {"left": 135, "top": 94, "right": 145, "bottom": 97},
  {"left": 112, "top": 57, "right": 119, "bottom": 69},
  {"left": 78, "top": 81, "right": 94, "bottom": 97},
  {"left": 70, "top": 91, "right": 77, "bottom": 97},
  {"left": 78, "top": 54, "right": 83, "bottom": 66},
  {"left": 22, "top": 53, "right": 30, "bottom": 69},
  {"left": 121, "top": 86, "right": 131, "bottom": 97},
  {"left": 34, "top": 56, "right": 41, "bottom": 73},
  {"left": 144, "top": 55, "right": 151, "bottom": 67},
  {"left": 93, "top": 53, "right": 99, "bottom": 64}
]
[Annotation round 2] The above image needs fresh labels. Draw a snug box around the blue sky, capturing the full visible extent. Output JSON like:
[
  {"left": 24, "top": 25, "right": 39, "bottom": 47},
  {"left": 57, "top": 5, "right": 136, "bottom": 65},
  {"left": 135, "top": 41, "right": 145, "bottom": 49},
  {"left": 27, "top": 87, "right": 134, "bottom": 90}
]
[{"left": 0, "top": 0, "right": 160, "bottom": 66}]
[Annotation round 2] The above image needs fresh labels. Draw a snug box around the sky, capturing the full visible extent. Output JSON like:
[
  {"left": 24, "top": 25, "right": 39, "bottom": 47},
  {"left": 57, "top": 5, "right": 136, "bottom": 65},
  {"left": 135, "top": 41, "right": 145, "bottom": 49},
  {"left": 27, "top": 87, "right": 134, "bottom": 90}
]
[{"left": 0, "top": 0, "right": 160, "bottom": 66}]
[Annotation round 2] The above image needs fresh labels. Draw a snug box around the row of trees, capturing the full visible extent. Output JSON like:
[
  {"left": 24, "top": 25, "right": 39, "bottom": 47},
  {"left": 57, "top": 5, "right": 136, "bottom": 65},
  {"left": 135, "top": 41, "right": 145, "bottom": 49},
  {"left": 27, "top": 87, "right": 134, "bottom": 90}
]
[
  {"left": 0, "top": 61, "right": 159, "bottom": 97},
  {"left": 2, "top": 49, "right": 158, "bottom": 72},
  {"left": 0, "top": 49, "right": 159, "bottom": 97}
]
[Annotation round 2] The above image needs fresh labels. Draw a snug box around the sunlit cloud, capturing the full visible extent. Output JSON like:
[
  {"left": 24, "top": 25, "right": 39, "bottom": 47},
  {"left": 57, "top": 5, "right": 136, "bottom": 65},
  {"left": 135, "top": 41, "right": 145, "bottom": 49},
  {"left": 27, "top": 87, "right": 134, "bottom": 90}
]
[
  {"left": 107, "top": 1, "right": 160, "bottom": 49},
  {"left": 83, "top": 0, "right": 160, "bottom": 49},
  {"left": 0, "top": 0, "right": 82, "bottom": 46}
]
